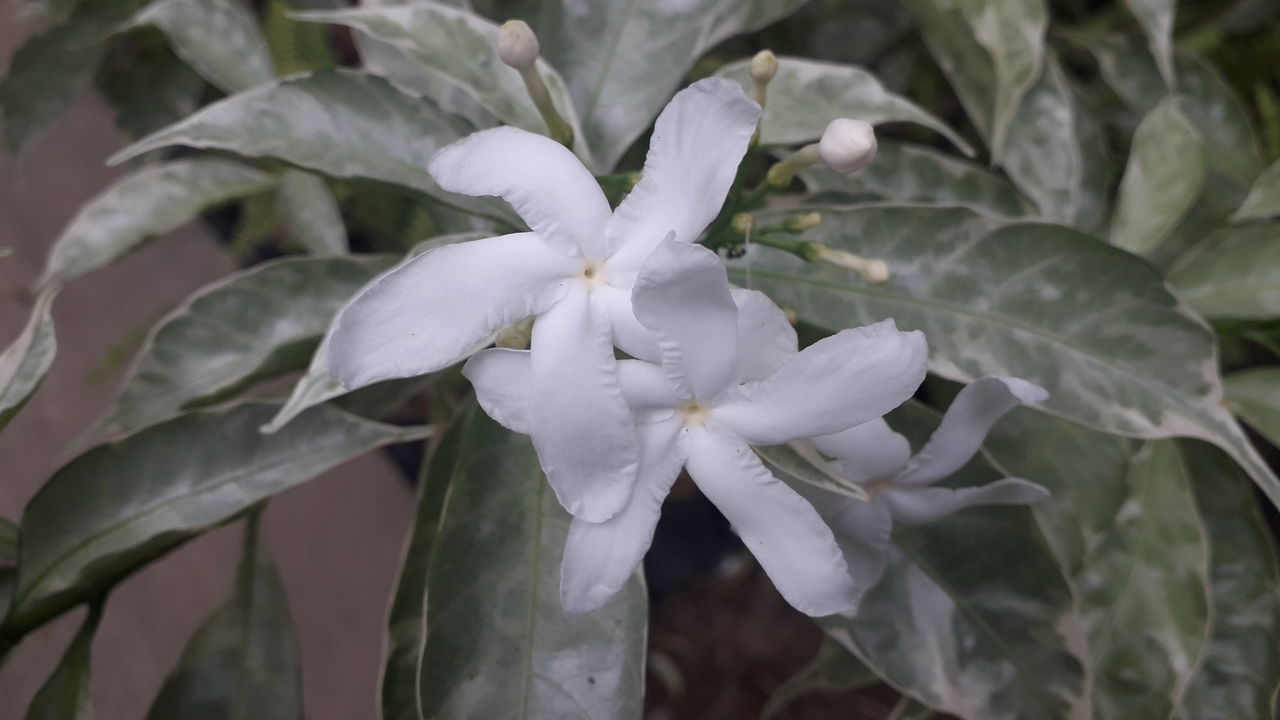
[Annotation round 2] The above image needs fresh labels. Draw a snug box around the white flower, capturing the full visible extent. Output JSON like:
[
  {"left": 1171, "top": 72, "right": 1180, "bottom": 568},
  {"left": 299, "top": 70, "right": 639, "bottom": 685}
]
[
  {"left": 796, "top": 377, "right": 1050, "bottom": 600},
  {"left": 326, "top": 77, "right": 762, "bottom": 522},
  {"left": 463, "top": 239, "right": 929, "bottom": 616}
]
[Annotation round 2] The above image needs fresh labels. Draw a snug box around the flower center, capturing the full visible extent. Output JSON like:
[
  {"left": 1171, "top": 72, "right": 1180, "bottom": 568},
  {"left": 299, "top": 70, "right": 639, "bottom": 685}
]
[
  {"left": 579, "top": 261, "right": 606, "bottom": 288},
  {"left": 680, "top": 402, "right": 710, "bottom": 427}
]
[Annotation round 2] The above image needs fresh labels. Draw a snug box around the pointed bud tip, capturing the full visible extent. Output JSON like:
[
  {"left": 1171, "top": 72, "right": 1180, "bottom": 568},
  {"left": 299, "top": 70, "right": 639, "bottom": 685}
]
[
  {"left": 730, "top": 212, "right": 755, "bottom": 236},
  {"left": 818, "top": 118, "right": 877, "bottom": 174},
  {"left": 750, "top": 50, "right": 778, "bottom": 83},
  {"left": 497, "top": 20, "right": 540, "bottom": 70}
]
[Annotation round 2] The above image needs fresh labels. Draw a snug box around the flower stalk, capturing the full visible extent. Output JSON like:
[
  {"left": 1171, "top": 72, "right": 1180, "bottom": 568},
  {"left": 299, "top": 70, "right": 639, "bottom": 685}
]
[{"left": 497, "top": 20, "right": 575, "bottom": 149}]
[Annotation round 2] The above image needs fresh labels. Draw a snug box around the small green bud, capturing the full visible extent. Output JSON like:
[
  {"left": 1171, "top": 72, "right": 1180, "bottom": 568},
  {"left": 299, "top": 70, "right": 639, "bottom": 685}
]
[
  {"left": 784, "top": 212, "right": 822, "bottom": 232},
  {"left": 730, "top": 212, "right": 755, "bottom": 236},
  {"left": 802, "top": 242, "right": 890, "bottom": 284}
]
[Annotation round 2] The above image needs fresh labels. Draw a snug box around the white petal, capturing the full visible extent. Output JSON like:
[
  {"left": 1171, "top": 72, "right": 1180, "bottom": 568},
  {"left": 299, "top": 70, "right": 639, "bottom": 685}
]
[
  {"left": 616, "top": 359, "right": 681, "bottom": 415},
  {"left": 605, "top": 78, "right": 762, "bottom": 269},
  {"left": 811, "top": 419, "right": 912, "bottom": 485},
  {"left": 328, "top": 233, "right": 572, "bottom": 388},
  {"left": 560, "top": 417, "right": 685, "bottom": 614},
  {"left": 529, "top": 284, "right": 639, "bottom": 522},
  {"left": 896, "top": 376, "right": 1048, "bottom": 487},
  {"left": 595, "top": 283, "right": 659, "bottom": 362},
  {"left": 730, "top": 288, "right": 797, "bottom": 382},
  {"left": 632, "top": 239, "right": 739, "bottom": 402},
  {"left": 428, "top": 127, "right": 612, "bottom": 259},
  {"left": 714, "top": 320, "right": 928, "bottom": 446},
  {"left": 685, "top": 427, "right": 857, "bottom": 617},
  {"left": 462, "top": 348, "right": 532, "bottom": 434},
  {"left": 788, "top": 479, "right": 893, "bottom": 608},
  {"left": 883, "top": 478, "right": 1049, "bottom": 525}
]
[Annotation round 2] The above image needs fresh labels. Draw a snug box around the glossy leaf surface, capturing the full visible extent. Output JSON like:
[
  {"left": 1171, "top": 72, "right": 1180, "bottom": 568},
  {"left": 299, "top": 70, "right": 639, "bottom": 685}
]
[{"left": 0, "top": 288, "right": 58, "bottom": 432}]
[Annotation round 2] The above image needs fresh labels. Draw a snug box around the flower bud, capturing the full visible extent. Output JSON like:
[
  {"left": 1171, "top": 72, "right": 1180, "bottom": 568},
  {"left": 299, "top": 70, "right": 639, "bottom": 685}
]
[
  {"left": 750, "top": 50, "right": 778, "bottom": 85},
  {"left": 818, "top": 118, "right": 877, "bottom": 174},
  {"left": 803, "top": 242, "right": 890, "bottom": 284},
  {"left": 730, "top": 212, "right": 755, "bottom": 236},
  {"left": 784, "top": 212, "right": 822, "bottom": 232},
  {"left": 497, "top": 20, "right": 540, "bottom": 70}
]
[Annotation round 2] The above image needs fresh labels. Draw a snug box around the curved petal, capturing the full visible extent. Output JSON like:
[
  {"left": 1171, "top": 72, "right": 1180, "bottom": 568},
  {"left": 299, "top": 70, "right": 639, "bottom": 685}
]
[
  {"left": 896, "top": 376, "right": 1048, "bottom": 487},
  {"left": 616, "top": 359, "right": 681, "bottom": 415},
  {"left": 462, "top": 348, "right": 532, "bottom": 435},
  {"left": 328, "top": 233, "right": 572, "bottom": 388},
  {"left": 812, "top": 419, "right": 912, "bottom": 485},
  {"left": 714, "top": 320, "right": 928, "bottom": 446},
  {"left": 529, "top": 284, "right": 639, "bottom": 522},
  {"left": 428, "top": 127, "right": 612, "bottom": 259},
  {"left": 685, "top": 427, "right": 857, "bottom": 617},
  {"left": 632, "top": 239, "right": 739, "bottom": 402},
  {"left": 730, "top": 288, "right": 798, "bottom": 382},
  {"left": 595, "top": 283, "right": 659, "bottom": 362},
  {"left": 883, "top": 478, "right": 1050, "bottom": 525},
  {"left": 606, "top": 78, "right": 762, "bottom": 269},
  {"left": 560, "top": 417, "right": 685, "bottom": 614},
  {"left": 787, "top": 479, "right": 894, "bottom": 609}
]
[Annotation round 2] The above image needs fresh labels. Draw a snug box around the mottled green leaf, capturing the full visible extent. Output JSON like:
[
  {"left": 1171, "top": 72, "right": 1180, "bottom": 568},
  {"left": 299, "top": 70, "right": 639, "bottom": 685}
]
[
  {"left": 126, "top": 0, "right": 275, "bottom": 94},
  {"left": 0, "top": 518, "right": 17, "bottom": 566},
  {"left": 0, "top": 288, "right": 58, "bottom": 432},
  {"left": 762, "top": 638, "right": 878, "bottom": 720},
  {"left": 900, "top": 0, "right": 1047, "bottom": 158},
  {"left": 276, "top": 171, "right": 349, "bottom": 255},
  {"left": 23, "top": 606, "right": 100, "bottom": 720},
  {"left": 1122, "top": 0, "right": 1176, "bottom": 86},
  {"left": 1110, "top": 96, "right": 1204, "bottom": 255},
  {"left": 530, "top": 0, "right": 808, "bottom": 169},
  {"left": 296, "top": 4, "right": 595, "bottom": 168},
  {"left": 1180, "top": 443, "right": 1280, "bottom": 720},
  {"left": 145, "top": 517, "right": 301, "bottom": 720},
  {"left": 716, "top": 57, "right": 972, "bottom": 155},
  {"left": 799, "top": 140, "right": 1032, "bottom": 218},
  {"left": 109, "top": 70, "right": 518, "bottom": 225},
  {"left": 757, "top": 442, "right": 869, "bottom": 501},
  {"left": 1231, "top": 160, "right": 1280, "bottom": 222},
  {"left": 4, "top": 403, "right": 428, "bottom": 636},
  {"left": 727, "top": 204, "right": 1280, "bottom": 507},
  {"left": 1078, "top": 441, "right": 1210, "bottom": 719},
  {"left": 382, "top": 404, "right": 646, "bottom": 720},
  {"left": 1224, "top": 368, "right": 1280, "bottom": 448},
  {"left": 37, "top": 159, "right": 276, "bottom": 288},
  {"left": 1169, "top": 224, "right": 1280, "bottom": 320},
  {"left": 88, "top": 255, "right": 393, "bottom": 442}
]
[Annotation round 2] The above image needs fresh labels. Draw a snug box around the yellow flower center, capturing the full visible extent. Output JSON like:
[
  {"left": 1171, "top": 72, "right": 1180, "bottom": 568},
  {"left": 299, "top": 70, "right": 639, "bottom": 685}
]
[{"left": 680, "top": 402, "right": 710, "bottom": 427}]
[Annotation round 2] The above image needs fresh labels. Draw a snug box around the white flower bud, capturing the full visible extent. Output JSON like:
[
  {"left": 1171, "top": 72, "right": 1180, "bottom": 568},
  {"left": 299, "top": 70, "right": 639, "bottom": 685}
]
[
  {"left": 750, "top": 50, "right": 778, "bottom": 84},
  {"left": 497, "top": 20, "right": 540, "bottom": 70},
  {"left": 818, "top": 118, "right": 877, "bottom": 174}
]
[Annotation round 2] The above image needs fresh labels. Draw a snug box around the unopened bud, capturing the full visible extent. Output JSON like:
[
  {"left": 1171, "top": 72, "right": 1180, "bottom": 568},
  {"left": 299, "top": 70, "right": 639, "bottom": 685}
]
[
  {"left": 818, "top": 118, "right": 877, "bottom": 174},
  {"left": 497, "top": 20, "right": 540, "bottom": 70},
  {"left": 750, "top": 50, "right": 778, "bottom": 85},
  {"left": 782, "top": 307, "right": 798, "bottom": 325},
  {"left": 784, "top": 212, "right": 822, "bottom": 232},
  {"left": 803, "top": 242, "right": 890, "bottom": 284},
  {"left": 730, "top": 212, "right": 755, "bottom": 236}
]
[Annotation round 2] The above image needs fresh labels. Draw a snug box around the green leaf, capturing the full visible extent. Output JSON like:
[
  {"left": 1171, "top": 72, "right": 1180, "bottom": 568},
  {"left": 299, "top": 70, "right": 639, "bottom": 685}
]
[
  {"left": 109, "top": 70, "right": 518, "bottom": 225},
  {"left": 1122, "top": 0, "right": 1176, "bottom": 87},
  {"left": 382, "top": 404, "right": 647, "bottom": 720},
  {"left": 530, "top": 0, "right": 808, "bottom": 170},
  {"left": 1168, "top": 224, "right": 1280, "bottom": 320},
  {"left": 824, "top": 405, "right": 1084, "bottom": 719},
  {"left": 1078, "top": 442, "right": 1211, "bottom": 719},
  {"left": 1001, "top": 53, "right": 1111, "bottom": 234},
  {"left": 900, "top": 0, "right": 1047, "bottom": 159},
  {"left": 727, "top": 204, "right": 1280, "bottom": 508},
  {"left": 715, "top": 57, "right": 972, "bottom": 155},
  {"left": 23, "top": 606, "right": 101, "bottom": 720},
  {"left": 1109, "top": 96, "right": 1205, "bottom": 255},
  {"left": 276, "top": 171, "right": 349, "bottom": 255},
  {"left": 1224, "top": 368, "right": 1280, "bottom": 447},
  {"left": 1231, "top": 160, "right": 1280, "bottom": 222},
  {"left": 798, "top": 140, "right": 1032, "bottom": 218},
  {"left": 145, "top": 516, "right": 302, "bottom": 720},
  {"left": 4, "top": 402, "right": 428, "bottom": 637},
  {"left": 86, "top": 255, "right": 393, "bottom": 442},
  {"left": 0, "top": 288, "right": 58, "bottom": 432},
  {"left": 1180, "top": 443, "right": 1280, "bottom": 720},
  {"left": 99, "top": 34, "right": 205, "bottom": 139},
  {"left": 762, "top": 638, "right": 878, "bottom": 720},
  {"left": 296, "top": 4, "right": 595, "bottom": 169},
  {"left": 0, "top": 569, "right": 14, "bottom": 628},
  {"left": 756, "top": 442, "right": 869, "bottom": 501},
  {"left": 37, "top": 159, "right": 276, "bottom": 288},
  {"left": 125, "top": 0, "right": 275, "bottom": 94},
  {"left": 0, "top": 518, "right": 17, "bottom": 566}
]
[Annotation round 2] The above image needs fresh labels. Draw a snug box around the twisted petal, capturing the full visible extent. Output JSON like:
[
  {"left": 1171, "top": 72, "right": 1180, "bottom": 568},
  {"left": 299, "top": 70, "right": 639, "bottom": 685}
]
[
  {"left": 429, "top": 127, "right": 612, "bottom": 258},
  {"left": 896, "top": 376, "right": 1048, "bottom": 487},
  {"left": 530, "top": 284, "right": 639, "bottom": 522},
  {"left": 686, "top": 427, "right": 857, "bottom": 617},
  {"left": 632, "top": 239, "right": 739, "bottom": 402},
  {"left": 616, "top": 359, "right": 681, "bottom": 415},
  {"left": 714, "top": 320, "right": 928, "bottom": 446},
  {"left": 560, "top": 417, "right": 685, "bottom": 614},
  {"left": 328, "top": 233, "right": 572, "bottom": 388},
  {"left": 883, "top": 478, "right": 1050, "bottom": 525},
  {"left": 812, "top": 419, "right": 912, "bottom": 485},
  {"left": 789, "top": 480, "right": 893, "bottom": 608},
  {"left": 731, "top": 288, "right": 798, "bottom": 382},
  {"left": 462, "top": 348, "right": 532, "bottom": 435},
  {"left": 606, "top": 78, "right": 762, "bottom": 269},
  {"left": 596, "top": 283, "right": 659, "bottom": 362}
]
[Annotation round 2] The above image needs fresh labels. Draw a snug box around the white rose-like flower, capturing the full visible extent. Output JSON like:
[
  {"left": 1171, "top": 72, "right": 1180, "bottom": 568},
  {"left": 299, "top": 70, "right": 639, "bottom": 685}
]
[
  {"left": 818, "top": 118, "right": 877, "bottom": 174},
  {"left": 463, "top": 239, "right": 929, "bottom": 617},
  {"left": 326, "top": 78, "right": 762, "bottom": 523}
]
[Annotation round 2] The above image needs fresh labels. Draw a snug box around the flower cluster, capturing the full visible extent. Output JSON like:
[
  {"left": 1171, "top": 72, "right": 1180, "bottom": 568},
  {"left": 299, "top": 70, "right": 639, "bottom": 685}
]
[{"left": 327, "top": 78, "right": 1048, "bottom": 617}]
